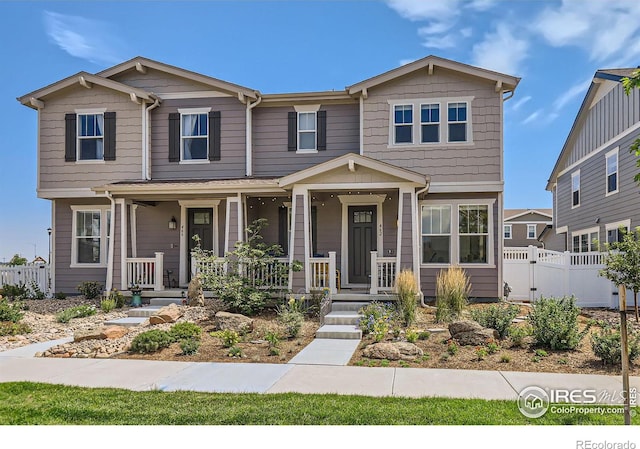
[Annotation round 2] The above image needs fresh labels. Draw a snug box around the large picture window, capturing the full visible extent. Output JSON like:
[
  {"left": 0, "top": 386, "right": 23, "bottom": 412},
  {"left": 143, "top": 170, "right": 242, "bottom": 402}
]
[
  {"left": 421, "top": 205, "right": 451, "bottom": 264},
  {"left": 459, "top": 205, "right": 488, "bottom": 263},
  {"left": 71, "top": 207, "right": 111, "bottom": 266}
]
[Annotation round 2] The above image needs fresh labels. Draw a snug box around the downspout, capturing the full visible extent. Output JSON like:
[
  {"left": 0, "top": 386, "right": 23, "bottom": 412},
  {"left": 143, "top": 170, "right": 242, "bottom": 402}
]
[
  {"left": 105, "top": 190, "right": 116, "bottom": 292},
  {"left": 245, "top": 93, "right": 262, "bottom": 177},
  {"left": 416, "top": 181, "right": 430, "bottom": 307},
  {"left": 144, "top": 96, "right": 161, "bottom": 180}
]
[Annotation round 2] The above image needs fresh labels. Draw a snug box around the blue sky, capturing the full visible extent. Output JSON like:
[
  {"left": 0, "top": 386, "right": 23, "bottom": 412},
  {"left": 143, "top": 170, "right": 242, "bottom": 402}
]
[{"left": 1, "top": 0, "right": 640, "bottom": 262}]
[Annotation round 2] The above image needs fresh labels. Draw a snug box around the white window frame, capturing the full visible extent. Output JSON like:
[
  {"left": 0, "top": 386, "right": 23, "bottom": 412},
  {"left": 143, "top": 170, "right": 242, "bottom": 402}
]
[
  {"left": 388, "top": 97, "right": 474, "bottom": 147},
  {"left": 527, "top": 224, "right": 536, "bottom": 239},
  {"left": 421, "top": 204, "right": 452, "bottom": 264},
  {"left": 75, "top": 108, "right": 106, "bottom": 163},
  {"left": 419, "top": 198, "right": 494, "bottom": 268},
  {"left": 447, "top": 101, "right": 469, "bottom": 143},
  {"left": 420, "top": 103, "right": 440, "bottom": 144},
  {"left": 178, "top": 107, "right": 211, "bottom": 164},
  {"left": 571, "top": 227, "right": 599, "bottom": 253},
  {"left": 70, "top": 205, "right": 111, "bottom": 267},
  {"left": 393, "top": 104, "right": 414, "bottom": 145},
  {"left": 605, "top": 219, "right": 631, "bottom": 244},
  {"left": 504, "top": 224, "right": 512, "bottom": 239},
  {"left": 571, "top": 170, "right": 580, "bottom": 209},
  {"left": 297, "top": 111, "right": 317, "bottom": 153},
  {"left": 605, "top": 147, "right": 619, "bottom": 196}
]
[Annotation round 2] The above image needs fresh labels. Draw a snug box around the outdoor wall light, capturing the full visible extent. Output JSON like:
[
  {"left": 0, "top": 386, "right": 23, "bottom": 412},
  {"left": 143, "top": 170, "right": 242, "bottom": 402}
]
[{"left": 168, "top": 216, "right": 177, "bottom": 230}]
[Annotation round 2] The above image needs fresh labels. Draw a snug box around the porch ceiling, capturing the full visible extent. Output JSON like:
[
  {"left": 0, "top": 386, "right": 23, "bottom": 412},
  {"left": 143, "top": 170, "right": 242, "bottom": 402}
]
[{"left": 92, "top": 178, "right": 284, "bottom": 196}]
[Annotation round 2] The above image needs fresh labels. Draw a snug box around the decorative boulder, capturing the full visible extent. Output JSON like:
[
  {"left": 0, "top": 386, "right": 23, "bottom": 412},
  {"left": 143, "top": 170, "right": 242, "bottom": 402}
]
[
  {"left": 74, "top": 325, "right": 129, "bottom": 342},
  {"left": 214, "top": 311, "right": 254, "bottom": 334},
  {"left": 187, "top": 275, "right": 205, "bottom": 307},
  {"left": 363, "top": 342, "right": 423, "bottom": 361},
  {"left": 149, "top": 303, "right": 183, "bottom": 325},
  {"left": 449, "top": 320, "right": 499, "bottom": 346},
  {"left": 101, "top": 325, "right": 129, "bottom": 339}
]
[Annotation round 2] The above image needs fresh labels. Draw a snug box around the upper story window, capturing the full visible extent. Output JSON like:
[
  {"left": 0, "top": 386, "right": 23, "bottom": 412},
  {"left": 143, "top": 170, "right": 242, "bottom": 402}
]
[
  {"left": 571, "top": 170, "right": 580, "bottom": 208},
  {"left": 298, "top": 112, "right": 317, "bottom": 151},
  {"left": 181, "top": 113, "right": 209, "bottom": 160},
  {"left": 447, "top": 102, "right": 468, "bottom": 142},
  {"left": 527, "top": 224, "right": 536, "bottom": 239},
  {"left": 77, "top": 113, "right": 104, "bottom": 160},
  {"left": 420, "top": 104, "right": 440, "bottom": 143},
  {"left": 421, "top": 204, "right": 451, "bottom": 264},
  {"left": 71, "top": 206, "right": 111, "bottom": 267},
  {"left": 606, "top": 148, "right": 618, "bottom": 195},
  {"left": 504, "top": 224, "right": 512, "bottom": 239},
  {"left": 394, "top": 105, "right": 413, "bottom": 144}
]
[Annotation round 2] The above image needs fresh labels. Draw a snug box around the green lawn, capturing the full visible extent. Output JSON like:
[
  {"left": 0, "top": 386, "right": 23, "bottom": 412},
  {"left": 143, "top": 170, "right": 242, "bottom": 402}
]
[{"left": 0, "top": 382, "right": 635, "bottom": 425}]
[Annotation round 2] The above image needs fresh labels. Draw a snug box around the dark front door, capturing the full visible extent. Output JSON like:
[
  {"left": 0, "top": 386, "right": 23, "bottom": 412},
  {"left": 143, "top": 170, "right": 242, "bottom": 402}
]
[
  {"left": 188, "top": 208, "right": 213, "bottom": 280},
  {"left": 348, "top": 205, "right": 377, "bottom": 284}
]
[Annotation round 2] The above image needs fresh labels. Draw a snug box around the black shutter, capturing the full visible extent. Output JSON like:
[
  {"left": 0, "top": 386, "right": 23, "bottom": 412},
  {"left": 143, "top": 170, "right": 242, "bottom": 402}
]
[
  {"left": 278, "top": 206, "right": 288, "bottom": 255},
  {"left": 65, "top": 113, "right": 77, "bottom": 162},
  {"left": 103, "top": 112, "right": 116, "bottom": 161},
  {"left": 317, "top": 110, "right": 327, "bottom": 151},
  {"left": 287, "top": 111, "right": 297, "bottom": 151},
  {"left": 209, "top": 110, "right": 221, "bottom": 161},
  {"left": 168, "top": 112, "right": 180, "bottom": 162}
]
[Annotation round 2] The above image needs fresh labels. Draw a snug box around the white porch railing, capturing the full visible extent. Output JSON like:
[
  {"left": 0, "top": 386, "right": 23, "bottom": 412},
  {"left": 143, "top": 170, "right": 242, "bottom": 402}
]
[
  {"left": 309, "top": 252, "right": 337, "bottom": 294},
  {"left": 0, "top": 263, "right": 50, "bottom": 295},
  {"left": 192, "top": 256, "right": 226, "bottom": 280},
  {"left": 125, "top": 252, "right": 164, "bottom": 291},
  {"left": 192, "top": 255, "right": 291, "bottom": 290},
  {"left": 370, "top": 251, "right": 397, "bottom": 294}
]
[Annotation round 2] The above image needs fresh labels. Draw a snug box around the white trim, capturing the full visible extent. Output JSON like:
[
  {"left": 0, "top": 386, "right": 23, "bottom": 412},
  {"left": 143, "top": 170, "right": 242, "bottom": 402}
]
[
  {"left": 526, "top": 224, "right": 537, "bottom": 239},
  {"left": 50, "top": 200, "right": 56, "bottom": 294},
  {"left": 158, "top": 91, "right": 232, "bottom": 100},
  {"left": 303, "top": 190, "right": 311, "bottom": 292},
  {"left": 497, "top": 192, "right": 504, "bottom": 298},
  {"left": 225, "top": 197, "right": 240, "bottom": 254},
  {"left": 37, "top": 108, "right": 41, "bottom": 191},
  {"left": 293, "top": 104, "right": 321, "bottom": 113},
  {"left": 605, "top": 147, "right": 619, "bottom": 197},
  {"left": 74, "top": 108, "right": 107, "bottom": 114},
  {"left": 178, "top": 199, "right": 221, "bottom": 285},
  {"left": 179, "top": 108, "right": 211, "bottom": 162},
  {"left": 428, "top": 181, "right": 503, "bottom": 193},
  {"left": 69, "top": 205, "right": 111, "bottom": 268},
  {"left": 410, "top": 189, "right": 420, "bottom": 289},
  {"left": 605, "top": 219, "right": 631, "bottom": 232},
  {"left": 504, "top": 224, "right": 512, "bottom": 239},
  {"left": 571, "top": 226, "right": 600, "bottom": 253},
  {"left": 571, "top": 170, "right": 580, "bottom": 209},
  {"left": 359, "top": 95, "right": 364, "bottom": 155},
  {"left": 419, "top": 102, "right": 441, "bottom": 144},
  {"left": 297, "top": 111, "right": 317, "bottom": 152},
  {"left": 288, "top": 192, "right": 299, "bottom": 292},
  {"left": 177, "top": 107, "right": 212, "bottom": 114},
  {"left": 504, "top": 209, "right": 553, "bottom": 221},
  {"left": 390, "top": 103, "right": 414, "bottom": 145},
  {"left": 106, "top": 197, "right": 115, "bottom": 291},
  {"left": 556, "top": 226, "right": 568, "bottom": 234},
  {"left": 130, "top": 204, "right": 138, "bottom": 258},
  {"left": 76, "top": 111, "right": 105, "bottom": 162},
  {"left": 179, "top": 160, "right": 210, "bottom": 165},
  {"left": 291, "top": 182, "right": 422, "bottom": 190},
  {"left": 74, "top": 160, "right": 106, "bottom": 165},
  {"left": 118, "top": 199, "right": 127, "bottom": 289},
  {"left": 396, "top": 191, "right": 404, "bottom": 278},
  {"left": 37, "top": 188, "right": 99, "bottom": 199}
]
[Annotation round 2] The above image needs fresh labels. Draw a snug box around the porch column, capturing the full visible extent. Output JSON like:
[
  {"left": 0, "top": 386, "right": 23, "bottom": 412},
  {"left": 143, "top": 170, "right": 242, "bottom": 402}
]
[
  {"left": 289, "top": 186, "right": 309, "bottom": 293},
  {"left": 225, "top": 196, "right": 243, "bottom": 253},
  {"left": 112, "top": 199, "right": 127, "bottom": 290}
]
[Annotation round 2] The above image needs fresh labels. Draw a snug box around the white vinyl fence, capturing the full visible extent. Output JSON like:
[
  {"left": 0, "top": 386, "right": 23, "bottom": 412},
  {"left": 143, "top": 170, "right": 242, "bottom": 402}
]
[
  {"left": 503, "top": 246, "right": 622, "bottom": 308},
  {"left": 0, "top": 263, "right": 51, "bottom": 296}
]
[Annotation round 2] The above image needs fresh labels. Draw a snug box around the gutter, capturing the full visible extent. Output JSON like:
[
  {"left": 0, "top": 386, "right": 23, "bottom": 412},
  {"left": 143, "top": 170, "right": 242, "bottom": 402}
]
[
  {"left": 143, "top": 96, "right": 161, "bottom": 180},
  {"left": 245, "top": 92, "right": 262, "bottom": 176}
]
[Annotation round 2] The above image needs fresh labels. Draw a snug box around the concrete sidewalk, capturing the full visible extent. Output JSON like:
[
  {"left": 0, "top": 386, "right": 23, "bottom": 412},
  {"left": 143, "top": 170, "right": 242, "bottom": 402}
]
[{"left": 1, "top": 339, "right": 639, "bottom": 402}]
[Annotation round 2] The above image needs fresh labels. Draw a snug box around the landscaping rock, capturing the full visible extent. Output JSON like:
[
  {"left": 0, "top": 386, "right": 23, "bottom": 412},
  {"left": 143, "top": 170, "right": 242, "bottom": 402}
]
[
  {"left": 149, "top": 303, "right": 183, "bottom": 325},
  {"left": 448, "top": 320, "right": 483, "bottom": 335},
  {"left": 363, "top": 342, "right": 424, "bottom": 361},
  {"left": 214, "top": 311, "right": 254, "bottom": 334},
  {"left": 74, "top": 327, "right": 106, "bottom": 342},
  {"left": 449, "top": 320, "right": 499, "bottom": 346},
  {"left": 101, "top": 325, "right": 129, "bottom": 339},
  {"left": 187, "top": 275, "right": 205, "bottom": 307}
]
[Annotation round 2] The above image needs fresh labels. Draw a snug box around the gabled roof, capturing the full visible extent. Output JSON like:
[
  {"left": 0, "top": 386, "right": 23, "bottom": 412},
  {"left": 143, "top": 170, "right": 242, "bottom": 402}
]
[
  {"left": 504, "top": 208, "right": 552, "bottom": 221},
  {"left": 278, "top": 153, "right": 429, "bottom": 188},
  {"left": 17, "top": 72, "right": 158, "bottom": 109},
  {"left": 347, "top": 55, "right": 520, "bottom": 95},
  {"left": 97, "top": 56, "right": 259, "bottom": 100},
  {"left": 546, "top": 67, "right": 638, "bottom": 190}
]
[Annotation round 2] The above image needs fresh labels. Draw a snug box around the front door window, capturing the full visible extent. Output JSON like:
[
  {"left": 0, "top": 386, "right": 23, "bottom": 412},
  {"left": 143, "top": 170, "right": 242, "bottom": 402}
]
[{"left": 348, "top": 205, "right": 377, "bottom": 284}]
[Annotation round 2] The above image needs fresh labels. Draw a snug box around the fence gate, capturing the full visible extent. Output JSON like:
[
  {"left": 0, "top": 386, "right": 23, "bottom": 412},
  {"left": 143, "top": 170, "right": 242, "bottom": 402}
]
[{"left": 0, "top": 263, "right": 51, "bottom": 297}]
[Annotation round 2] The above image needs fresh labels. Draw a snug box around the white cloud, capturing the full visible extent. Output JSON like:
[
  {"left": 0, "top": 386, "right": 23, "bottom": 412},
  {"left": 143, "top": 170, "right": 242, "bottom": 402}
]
[
  {"left": 553, "top": 78, "right": 592, "bottom": 111},
  {"left": 460, "top": 27, "right": 473, "bottom": 38},
  {"left": 522, "top": 109, "right": 541, "bottom": 125},
  {"left": 471, "top": 23, "right": 528, "bottom": 75},
  {"left": 385, "top": 0, "right": 460, "bottom": 22},
  {"left": 399, "top": 58, "right": 417, "bottom": 66},
  {"left": 421, "top": 34, "right": 456, "bottom": 50},
  {"left": 467, "top": 0, "right": 499, "bottom": 12},
  {"left": 43, "top": 11, "right": 126, "bottom": 66},
  {"left": 512, "top": 95, "right": 532, "bottom": 111}
]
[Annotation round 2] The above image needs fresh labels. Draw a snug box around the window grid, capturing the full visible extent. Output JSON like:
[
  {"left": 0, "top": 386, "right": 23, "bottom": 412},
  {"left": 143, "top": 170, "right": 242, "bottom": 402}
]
[
  {"left": 298, "top": 112, "right": 317, "bottom": 151},
  {"left": 571, "top": 171, "right": 580, "bottom": 208},
  {"left": 606, "top": 151, "right": 618, "bottom": 195},
  {"left": 527, "top": 224, "right": 536, "bottom": 239},
  {"left": 420, "top": 103, "right": 440, "bottom": 143},
  {"left": 458, "top": 205, "right": 488, "bottom": 264},
  {"left": 394, "top": 104, "right": 413, "bottom": 144},
  {"left": 77, "top": 113, "right": 104, "bottom": 160},
  {"left": 421, "top": 205, "right": 451, "bottom": 264},
  {"left": 447, "top": 102, "right": 467, "bottom": 143},
  {"left": 504, "top": 224, "right": 512, "bottom": 239},
  {"left": 181, "top": 113, "right": 209, "bottom": 160}
]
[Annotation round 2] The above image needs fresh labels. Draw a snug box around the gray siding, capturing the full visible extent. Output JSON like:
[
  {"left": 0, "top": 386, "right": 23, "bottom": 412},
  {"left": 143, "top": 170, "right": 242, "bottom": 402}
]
[
  {"left": 252, "top": 103, "right": 359, "bottom": 177},
  {"left": 151, "top": 97, "right": 246, "bottom": 179},
  {"left": 400, "top": 193, "right": 413, "bottom": 269},
  {"left": 111, "top": 68, "right": 218, "bottom": 93},
  {"left": 382, "top": 194, "right": 399, "bottom": 257},
  {"left": 227, "top": 203, "right": 239, "bottom": 252},
  {"left": 504, "top": 223, "right": 548, "bottom": 248},
  {"left": 362, "top": 68, "right": 502, "bottom": 183},
  {"left": 218, "top": 199, "right": 226, "bottom": 257}
]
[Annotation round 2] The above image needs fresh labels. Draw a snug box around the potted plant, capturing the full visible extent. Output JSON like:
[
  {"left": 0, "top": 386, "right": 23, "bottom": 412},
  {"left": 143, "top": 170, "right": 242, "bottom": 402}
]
[{"left": 129, "top": 282, "right": 142, "bottom": 307}]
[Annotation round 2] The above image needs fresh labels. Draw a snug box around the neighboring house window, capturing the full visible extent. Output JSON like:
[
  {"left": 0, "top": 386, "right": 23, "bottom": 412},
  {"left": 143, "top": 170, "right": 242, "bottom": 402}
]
[
  {"left": 421, "top": 205, "right": 451, "bottom": 264},
  {"left": 448, "top": 102, "right": 467, "bottom": 142},
  {"left": 504, "top": 224, "right": 512, "bottom": 239},
  {"left": 571, "top": 171, "right": 580, "bottom": 208},
  {"left": 420, "top": 103, "right": 440, "bottom": 143},
  {"left": 572, "top": 228, "right": 599, "bottom": 253},
  {"left": 298, "top": 112, "right": 317, "bottom": 151},
  {"left": 527, "top": 224, "right": 536, "bottom": 239},
  {"left": 606, "top": 220, "right": 630, "bottom": 244},
  {"left": 77, "top": 113, "right": 104, "bottom": 160},
  {"left": 459, "top": 205, "right": 488, "bottom": 263},
  {"left": 394, "top": 104, "right": 413, "bottom": 144},
  {"left": 181, "top": 113, "right": 208, "bottom": 160},
  {"left": 71, "top": 207, "right": 111, "bottom": 266},
  {"left": 606, "top": 148, "right": 618, "bottom": 195}
]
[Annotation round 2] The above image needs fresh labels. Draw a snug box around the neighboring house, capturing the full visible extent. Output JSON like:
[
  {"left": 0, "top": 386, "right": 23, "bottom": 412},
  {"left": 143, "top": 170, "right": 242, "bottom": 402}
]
[
  {"left": 18, "top": 55, "right": 519, "bottom": 300},
  {"left": 547, "top": 68, "right": 640, "bottom": 253},
  {"left": 503, "top": 209, "right": 552, "bottom": 248}
]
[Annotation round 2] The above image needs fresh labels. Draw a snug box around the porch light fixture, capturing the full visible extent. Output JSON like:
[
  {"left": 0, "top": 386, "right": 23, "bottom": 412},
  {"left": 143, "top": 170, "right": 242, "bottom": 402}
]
[{"left": 168, "top": 216, "right": 177, "bottom": 230}]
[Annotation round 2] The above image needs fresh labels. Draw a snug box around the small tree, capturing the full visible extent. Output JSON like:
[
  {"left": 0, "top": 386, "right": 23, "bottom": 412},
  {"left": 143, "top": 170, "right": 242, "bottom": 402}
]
[
  {"left": 8, "top": 254, "right": 27, "bottom": 266},
  {"left": 599, "top": 226, "right": 640, "bottom": 322}
]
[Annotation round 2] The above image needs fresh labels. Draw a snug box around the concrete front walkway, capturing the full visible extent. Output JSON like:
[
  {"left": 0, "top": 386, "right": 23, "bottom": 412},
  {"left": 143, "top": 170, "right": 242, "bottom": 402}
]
[{"left": 1, "top": 339, "right": 639, "bottom": 403}]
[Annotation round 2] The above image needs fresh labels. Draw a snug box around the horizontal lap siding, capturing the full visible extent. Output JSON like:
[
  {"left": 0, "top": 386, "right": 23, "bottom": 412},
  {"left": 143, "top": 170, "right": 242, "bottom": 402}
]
[
  {"left": 505, "top": 223, "right": 546, "bottom": 248},
  {"left": 362, "top": 68, "right": 501, "bottom": 183},
  {"left": 383, "top": 195, "right": 398, "bottom": 257},
  {"left": 39, "top": 86, "right": 142, "bottom": 189},
  {"left": 314, "top": 196, "right": 342, "bottom": 267},
  {"left": 253, "top": 103, "right": 359, "bottom": 177},
  {"left": 135, "top": 202, "right": 181, "bottom": 283}
]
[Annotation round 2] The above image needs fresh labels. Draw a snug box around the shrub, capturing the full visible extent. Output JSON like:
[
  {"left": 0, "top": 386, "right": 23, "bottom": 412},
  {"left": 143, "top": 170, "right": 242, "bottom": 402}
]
[
  {"left": 0, "top": 298, "right": 25, "bottom": 323},
  {"left": 447, "top": 340, "right": 459, "bottom": 356},
  {"left": 405, "top": 328, "right": 419, "bottom": 343},
  {"left": 508, "top": 324, "right": 532, "bottom": 348},
  {"left": 179, "top": 339, "right": 200, "bottom": 356},
  {"left": 591, "top": 326, "right": 640, "bottom": 365},
  {"left": 395, "top": 269, "right": 419, "bottom": 326},
  {"left": 100, "top": 299, "right": 116, "bottom": 313},
  {"left": 54, "top": 291, "right": 67, "bottom": 300},
  {"left": 418, "top": 331, "right": 431, "bottom": 341},
  {"left": 265, "top": 331, "right": 280, "bottom": 348},
  {"left": 435, "top": 266, "right": 471, "bottom": 323},
  {"left": 1, "top": 283, "right": 29, "bottom": 300},
  {"left": 0, "top": 321, "right": 31, "bottom": 336},
  {"left": 475, "top": 346, "right": 488, "bottom": 361},
  {"left": 470, "top": 303, "right": 520, "bottom": 338},
  {"left": 211, "top": 329, "right": 240, "bottom": 348},
  {"left": 535, "top": 349, "right": 549, "bottom": 357},
  {"left": 228, "top": 346, "right": 243, "bottom": 357},
  {"left": 358, "top": 302, "right": 397, "bottom": 340},
  {"left": 77, "top": 281, "right": 103, "bottom": 299},
  {"left": 269, "top": 347, "right": 280, "bottom": 356},
  {"left": 27, "top": 281, "right": 45, "bottom": 300},
  {"left": 169, "top": 322, "right": 202, "bottom": 342},
  {"left": 108, "top": 289, "right": 125, "bottom": 308},
  {"left": 528, "top": 296, "right": 590, "bottom": 350},
  {"left": 500, "top": 354, "right": 511, "bottom": 363},
  {"left": 277, "top": 297, "right": 305, "bottom": 338},
  {"left": 486, "top": 340, "right": 500, "bottom": 354},
  {"left": 55, "top": 304, "right": 96, "bottom": 323},
  {"left": 130, "top": 329, "right": 173, "bottom": 354}
]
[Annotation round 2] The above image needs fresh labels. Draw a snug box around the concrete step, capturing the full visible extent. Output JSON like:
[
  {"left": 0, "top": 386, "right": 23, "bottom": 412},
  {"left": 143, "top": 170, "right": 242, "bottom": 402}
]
[
  {"left": 104, "top": 317, "right": 148, "bottom": 328},
  {"left": 324, "top": 311, "right": 361, "bottom": 325},
  {"left": 332, "top": 293, "right": 396, "bottom": 302},
  {"left": 128, "top": 306, "right": 163, "bottom": 318},
  {"left": 149, "top": 298, "right": 183, "bottom": 306},
  {"left": 330, "top": 301, "right": 369, "bottom": 312},
  {"left": 316, "top": 324, "right": 362, "bottom": 340}
]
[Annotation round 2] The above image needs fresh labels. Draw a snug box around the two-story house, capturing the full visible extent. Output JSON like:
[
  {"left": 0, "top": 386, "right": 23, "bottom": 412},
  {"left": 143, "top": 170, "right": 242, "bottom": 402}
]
[
  {"left": 546, "top": 68, "right": 640, "bottom": 253},
  {"left": 18, "top": 55, "right": 519, "bottom": 301},
  {"left": 503, "top": 209, "right": 552, "bottom": 248}
]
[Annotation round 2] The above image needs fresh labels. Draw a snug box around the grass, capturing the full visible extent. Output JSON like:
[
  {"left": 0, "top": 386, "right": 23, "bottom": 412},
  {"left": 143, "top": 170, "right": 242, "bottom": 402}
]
[{"left": 0, "top": 382, "right": 635, "bottom": 425}]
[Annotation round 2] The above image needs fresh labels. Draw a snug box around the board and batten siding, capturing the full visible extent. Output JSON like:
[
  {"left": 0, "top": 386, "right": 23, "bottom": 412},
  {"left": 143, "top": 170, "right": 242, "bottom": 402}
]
[
  {"left": 39, "top": 85, "right": 142, "bottom": 190},
  {"left": 252, "top": 103, "right": 359, "bottom": 177},
  {"left": 150, "top": 97, "right": 246, "bottom": 179},
  {"left": 362, "top": 68, "right": 501, "bottom": 183}
]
